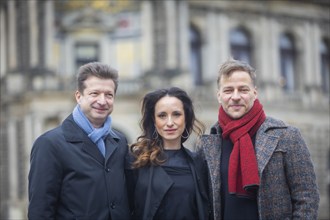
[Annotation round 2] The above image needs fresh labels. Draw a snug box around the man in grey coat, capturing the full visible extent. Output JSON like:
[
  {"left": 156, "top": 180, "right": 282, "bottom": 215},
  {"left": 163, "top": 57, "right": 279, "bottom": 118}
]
[
  {"left": 28, "top": 62, "right": 131, "bottom": 219},
  {"left": 197, "top": 59, "right": 319, "bottom": 220}
]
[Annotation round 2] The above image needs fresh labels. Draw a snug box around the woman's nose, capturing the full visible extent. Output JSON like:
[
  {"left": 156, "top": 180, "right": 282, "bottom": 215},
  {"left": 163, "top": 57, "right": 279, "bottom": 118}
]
[{"left": 166, "top": 117, "right": 174, "bottom": 126}]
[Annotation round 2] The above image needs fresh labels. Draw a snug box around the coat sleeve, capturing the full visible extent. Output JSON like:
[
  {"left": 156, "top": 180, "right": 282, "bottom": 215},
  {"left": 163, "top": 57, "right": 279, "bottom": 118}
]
[
  {"left": 28, "top": 133, "right": 63, "bottom": 220},
  {"left": 195, "top": 145, "right": 214, "bottom": 220},
  {"left": 125, "top": 150, "right": 138, "bottom": 216},
  {"left": 283, "top": 127, "right": 320, "bottom": 219}
]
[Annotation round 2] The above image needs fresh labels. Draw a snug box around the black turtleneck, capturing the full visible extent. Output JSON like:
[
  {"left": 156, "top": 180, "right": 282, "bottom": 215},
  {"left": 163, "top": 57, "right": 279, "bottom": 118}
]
[{"left": 220, "top": 135, "right": 259, "bottom": 220}]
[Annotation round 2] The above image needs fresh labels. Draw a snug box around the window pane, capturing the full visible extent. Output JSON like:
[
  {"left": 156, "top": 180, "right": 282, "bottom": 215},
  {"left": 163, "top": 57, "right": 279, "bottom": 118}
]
[
  {"left": 75, "top": 43, "right": 99, "bottom": 69},
  {"left": 190, "top": 26, "right": 202, "bottom": 85},
  {"left": 279, "top": 33, "right": 295, "bottom": 92},
  {"left": 230, "top": 28, "right": 251, "bottom": 64},
  {"left": 280, "top": 35, "right": 293, "bottom": 49},
  {"left": 320, "top": 40, "right": 330, "bottom": 94},
  {"left": 230, "top": 29, "right": 249, "bottom": 45}
]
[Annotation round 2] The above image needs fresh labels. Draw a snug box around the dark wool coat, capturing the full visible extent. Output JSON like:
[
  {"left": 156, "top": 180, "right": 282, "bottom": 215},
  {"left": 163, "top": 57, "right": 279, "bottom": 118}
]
[
  {"left": 197, "top": 117, "right": 320, "bottom": 220},
  {"left": 127, "top": 147, "right": 211, "bottom": 220},
  {"left": 28, "top": 114, "right": 131, "bottom": 220}
]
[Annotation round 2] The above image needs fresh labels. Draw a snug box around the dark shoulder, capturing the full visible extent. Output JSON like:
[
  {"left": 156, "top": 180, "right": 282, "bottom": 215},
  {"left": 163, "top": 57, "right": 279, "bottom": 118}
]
[
  {"left": 34, "top": 124, "right": 63, "bottom": 143},
  {"left": 182, "top": 146, "right": 195, "bottom": 156},
  {"left": 259, "top": 116, "right": 287, "bottom": 132},
  {"left": 182, "top": 146, "right": 205, "bottom": 163},
  {"left": 260, "top": 116, "right": 304, "bottom": 139},
  {"left": 264, "top": 116, "right": 287, "bottom": 127},
  {"left": 112, "top": 128, "right": 127, "bottom": 139}
]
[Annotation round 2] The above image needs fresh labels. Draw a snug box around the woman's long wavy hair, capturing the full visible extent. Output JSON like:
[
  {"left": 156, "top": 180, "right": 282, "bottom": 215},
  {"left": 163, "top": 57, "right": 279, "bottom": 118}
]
[{"left": 130, "top": 87, "right": 205, "bottom": 168}]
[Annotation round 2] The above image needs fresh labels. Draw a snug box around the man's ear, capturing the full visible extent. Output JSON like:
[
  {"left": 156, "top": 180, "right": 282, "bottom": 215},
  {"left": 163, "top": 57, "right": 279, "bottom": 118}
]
[
  {"left": 254, "top": 86, "right": 258, "bottom": 100},
  {"left": 216, "top": 90, "right": 222, "bottom": 104},
  {"left": 75, "top": 90, "right": 81, "bottom": 103}
]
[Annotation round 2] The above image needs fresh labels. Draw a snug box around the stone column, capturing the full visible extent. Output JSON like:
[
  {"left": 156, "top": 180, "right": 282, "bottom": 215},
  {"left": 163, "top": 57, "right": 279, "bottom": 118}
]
[
  {"left": 165, "top": 0, "right": 177, "bottom": 69},
  {"left": 259, "top": 17, "right": 271, "bottom": 86},
  {"left": 204, "top": 11, "right": 218, "bottom": 81},
  {"left": 0, "top": 4, "right": 6, "bottom": 76},
  {"left": 251, "top": 17, "right": 282, "bottom": 102},
  {"left": 178, "top": 0, "right": 189, "bottom": 72},
  {"left": 24, "top": 114, "right": 33, "bottom": 189},
  {"left": 303, "top": 22, "right": 313, "bottom": 84},
  {"left": 302, "top": 22, "right": 321, "bottom": 105},
  {"left": 140, "top": 0, "right": 153, "bottom": 72},
  {"left": 218, "top": 14, "right": 230, "bottom": 65},
  {"left": 28, "top": 0, "right": 38, "bottom": 67},
  {"left": 312, "top": 23, "right": 321, "bottom": 86},
  {"left": 270, "top": 19, "right": 280, "bottom": 85},
  {"left": 44, "top": 0, "right": 54, "bottom": 68},
  {"left": 63, "top": 36, "right": 75, "bottom": 77},
  {"left": 268, "top": 18, "right": 283, "bottom": 101},
  {"left": 7, "top": 119, "right": 24, "bottom": 219},
  {"left": 8, "top": 1, "right": 17, "bottom": 69},
  {"left": 152, "top": 1, "right": 166, "bottom": 75}
]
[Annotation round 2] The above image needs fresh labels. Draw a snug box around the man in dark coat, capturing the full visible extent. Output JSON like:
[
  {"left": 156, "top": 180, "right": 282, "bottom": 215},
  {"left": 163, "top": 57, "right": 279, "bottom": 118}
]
[{"left": 28, "top": 62, "right": 131, "bottom": 220}]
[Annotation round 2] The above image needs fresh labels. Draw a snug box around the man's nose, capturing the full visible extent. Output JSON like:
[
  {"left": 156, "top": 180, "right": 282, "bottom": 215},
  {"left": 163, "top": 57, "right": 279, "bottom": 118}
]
[
  {"left": 97, "top": 94, "right": 106, "bottom": 104},
  {"left": 231, "top": 90, "right": 241, "bottom": 99}
]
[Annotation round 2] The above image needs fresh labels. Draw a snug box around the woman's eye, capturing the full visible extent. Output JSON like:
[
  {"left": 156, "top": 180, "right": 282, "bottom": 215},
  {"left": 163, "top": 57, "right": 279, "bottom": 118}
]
[{"left": 173, "top": 112, "right": 182, "bottom": 117}]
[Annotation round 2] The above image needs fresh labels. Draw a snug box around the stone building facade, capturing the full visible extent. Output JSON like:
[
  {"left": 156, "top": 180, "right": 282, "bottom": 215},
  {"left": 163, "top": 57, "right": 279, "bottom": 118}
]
[{"left": 0, "top": 0, "right": 329, "bottom": 219}]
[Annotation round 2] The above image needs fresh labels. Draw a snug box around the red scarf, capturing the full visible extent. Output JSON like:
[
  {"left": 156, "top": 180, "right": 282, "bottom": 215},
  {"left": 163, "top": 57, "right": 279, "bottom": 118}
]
[{"left": 218, "top": 99, "right": 266, "bottom": 197}]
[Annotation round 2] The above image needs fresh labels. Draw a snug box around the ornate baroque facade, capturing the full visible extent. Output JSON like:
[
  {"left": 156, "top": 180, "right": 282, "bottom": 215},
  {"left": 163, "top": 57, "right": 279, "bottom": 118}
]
[{"left": 0, "top": 0, "right": 329, "bottom": 219}]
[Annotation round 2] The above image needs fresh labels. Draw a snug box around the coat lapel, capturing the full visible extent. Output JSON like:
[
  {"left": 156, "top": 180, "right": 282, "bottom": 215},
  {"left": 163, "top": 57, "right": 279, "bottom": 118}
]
[
  {"left": 199, "top": 134, "right": 221, "bottom": 188},
  {"left": 105, "top": 137, "right": 119, "bottom": 161},
  {"left": 184, "top": 149, "right": 208, "bottom": 220},
  {"left": 143, "top": 166, "right": 173, "bottom": 220},
  {"left": 63, "top": 115, "right": 104, "bottom": 164},
  {"left": 81, "top": 138, "right": 105, "bottom": 164},
  {"left": 255, "top": 117, "right": 287, "bottom": 176},
  {"left": 198, "top": 134, "right": 222, "bottom": 220}
]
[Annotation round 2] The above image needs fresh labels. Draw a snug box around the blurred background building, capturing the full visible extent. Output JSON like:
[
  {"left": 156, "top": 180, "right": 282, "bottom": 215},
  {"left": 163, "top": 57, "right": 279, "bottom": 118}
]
[{"left": 0, "top": 0, "right": 329, "bottom": 219}]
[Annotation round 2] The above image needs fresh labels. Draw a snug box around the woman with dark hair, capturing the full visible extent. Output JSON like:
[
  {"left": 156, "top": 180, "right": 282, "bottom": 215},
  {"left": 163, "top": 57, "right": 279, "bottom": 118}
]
[{"left": 127, "top": 87, "right": 210, "bottom": 220}]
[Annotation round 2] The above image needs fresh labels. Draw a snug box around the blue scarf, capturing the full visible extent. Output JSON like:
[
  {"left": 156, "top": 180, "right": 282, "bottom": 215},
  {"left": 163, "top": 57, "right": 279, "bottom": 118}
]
[{"left": 73, "top": 105, "right": 112, "bottom": 157}]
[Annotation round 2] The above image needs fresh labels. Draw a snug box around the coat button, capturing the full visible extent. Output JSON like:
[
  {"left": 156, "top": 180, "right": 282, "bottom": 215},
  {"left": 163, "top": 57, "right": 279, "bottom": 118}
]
[
  {"left": 105, "top": 168, "right": 110, "bottom": 172},
  {"left": 110, "top": 202, "right": 115, "bottom": 209}
]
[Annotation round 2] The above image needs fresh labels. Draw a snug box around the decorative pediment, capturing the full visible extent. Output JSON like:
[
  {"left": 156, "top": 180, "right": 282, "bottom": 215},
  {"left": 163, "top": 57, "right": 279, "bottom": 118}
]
[{"left": 60, "top": 7, "right": 115, "bottom": 32}]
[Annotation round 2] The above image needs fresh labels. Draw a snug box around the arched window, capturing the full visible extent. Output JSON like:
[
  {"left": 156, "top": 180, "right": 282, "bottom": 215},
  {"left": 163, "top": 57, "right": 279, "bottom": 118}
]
[
  {"left": 190, "top": 25, "right": 202, "bottom": 86},
  {"left": 230, "top": 27, "right": 252, "bottom": 64},
  {"left": 320, "top": 39, "right": 330, "bottom": 95},
  {"left": 75, "top": 42, "right": 99, "bottom": 71},
  {"left": 279, "top": 33, "right": 296, "bottom": 92}
]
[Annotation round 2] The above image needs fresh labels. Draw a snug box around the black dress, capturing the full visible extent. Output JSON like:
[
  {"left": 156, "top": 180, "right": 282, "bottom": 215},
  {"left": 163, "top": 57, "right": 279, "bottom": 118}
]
[{"left": 153, "top": 149, "right": 198, "bottom": 220}]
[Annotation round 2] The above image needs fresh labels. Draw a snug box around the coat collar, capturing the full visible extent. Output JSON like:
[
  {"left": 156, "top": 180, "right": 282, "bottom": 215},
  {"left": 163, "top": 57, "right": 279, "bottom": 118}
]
[
  {"left": 208, "top": 117, "right": 288, "bottom": 174},
  {"left": 202, "top": 117, "right": 288, "bottom": 220},
  {"left": 254, "top": 117, "right": 287, "bottom": 174},
  {"left": 141, "top": 146, "right": 207, "bottom": 220},
  {"left": 62, "top": 114, "right": 121, "bottom": 164}
]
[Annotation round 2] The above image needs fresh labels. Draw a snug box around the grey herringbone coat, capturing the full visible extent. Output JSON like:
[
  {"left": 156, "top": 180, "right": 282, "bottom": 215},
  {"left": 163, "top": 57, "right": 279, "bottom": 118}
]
[{"left": 197, "top": 117, "right": 319, "bottom": 220}]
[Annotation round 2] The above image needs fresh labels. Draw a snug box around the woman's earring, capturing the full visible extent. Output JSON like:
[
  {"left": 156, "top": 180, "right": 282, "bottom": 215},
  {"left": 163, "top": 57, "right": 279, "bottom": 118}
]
[
  {"left": 152, "top": 129, "right": 159, "bottom": 139},
  {"left": 181, "top": 128, "right": 189, "bottom": 138}
]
